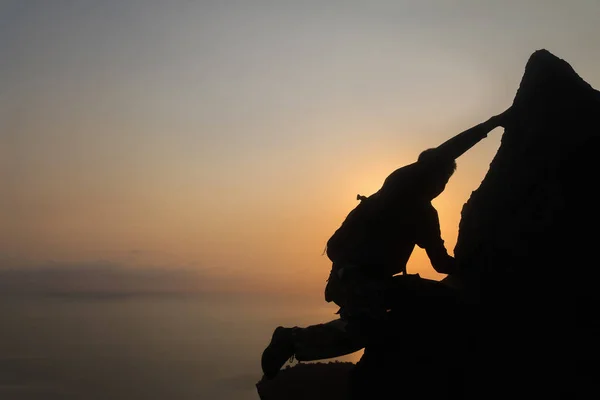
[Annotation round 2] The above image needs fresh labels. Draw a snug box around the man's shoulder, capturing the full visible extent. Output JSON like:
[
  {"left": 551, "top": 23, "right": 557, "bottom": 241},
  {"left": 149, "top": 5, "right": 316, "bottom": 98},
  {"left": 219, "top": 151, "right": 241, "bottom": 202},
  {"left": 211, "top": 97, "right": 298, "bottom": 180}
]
[
  {"left": 382, "top": 162, "right": 422, "bottom": 190},
  {"left": 386, "top": 161, "right": 420, "bottom": 178}
]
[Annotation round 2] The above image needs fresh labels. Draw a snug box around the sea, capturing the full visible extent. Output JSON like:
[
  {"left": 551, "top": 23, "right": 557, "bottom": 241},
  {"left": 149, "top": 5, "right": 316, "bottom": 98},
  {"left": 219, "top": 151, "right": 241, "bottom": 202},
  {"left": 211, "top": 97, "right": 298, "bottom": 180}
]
[{"left": 0, "top": 293, "right": 362, "bottom": 400}]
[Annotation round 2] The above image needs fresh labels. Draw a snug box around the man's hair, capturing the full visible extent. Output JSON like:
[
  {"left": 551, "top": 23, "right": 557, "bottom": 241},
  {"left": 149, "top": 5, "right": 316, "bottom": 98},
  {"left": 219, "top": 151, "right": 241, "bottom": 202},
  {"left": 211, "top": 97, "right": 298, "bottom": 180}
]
[{"left": 418, "top": 148, "right": 457, "bottom": 181}]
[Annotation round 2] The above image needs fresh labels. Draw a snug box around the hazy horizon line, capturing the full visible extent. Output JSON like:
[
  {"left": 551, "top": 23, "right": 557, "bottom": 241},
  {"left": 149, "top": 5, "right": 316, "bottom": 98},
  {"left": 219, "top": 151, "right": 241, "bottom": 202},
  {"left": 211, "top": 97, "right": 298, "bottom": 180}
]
[{"left": 0, "top": 261, "right": 324, "bottom": 298}]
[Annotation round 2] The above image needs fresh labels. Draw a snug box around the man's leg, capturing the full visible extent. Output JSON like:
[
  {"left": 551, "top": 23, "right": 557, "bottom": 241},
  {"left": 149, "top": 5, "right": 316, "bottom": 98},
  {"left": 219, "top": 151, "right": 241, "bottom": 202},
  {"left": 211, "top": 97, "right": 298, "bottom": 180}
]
[
  {"left": 261, "top": 318, "right": 365, "bottom": 379},
  {"left": 294, "top": 318, "right": 365, "bottom": 361}
]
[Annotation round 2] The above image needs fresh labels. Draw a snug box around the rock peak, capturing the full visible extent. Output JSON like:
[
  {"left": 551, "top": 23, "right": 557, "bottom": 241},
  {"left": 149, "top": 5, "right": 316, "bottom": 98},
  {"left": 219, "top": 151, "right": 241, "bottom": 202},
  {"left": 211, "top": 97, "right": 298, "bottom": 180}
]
[{"left": 513, "top": 49, "right": 596, "bottom": 110}]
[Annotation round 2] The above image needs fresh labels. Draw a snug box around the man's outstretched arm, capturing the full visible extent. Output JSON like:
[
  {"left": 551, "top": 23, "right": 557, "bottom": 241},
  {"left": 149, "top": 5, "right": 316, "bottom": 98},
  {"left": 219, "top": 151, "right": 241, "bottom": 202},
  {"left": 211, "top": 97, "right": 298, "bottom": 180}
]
[
  {"left": 416, "top": 205, "right": 456, "bottom": 275},
  {"left": 434, "top": 107, "right": 512, "bottom": 161}
]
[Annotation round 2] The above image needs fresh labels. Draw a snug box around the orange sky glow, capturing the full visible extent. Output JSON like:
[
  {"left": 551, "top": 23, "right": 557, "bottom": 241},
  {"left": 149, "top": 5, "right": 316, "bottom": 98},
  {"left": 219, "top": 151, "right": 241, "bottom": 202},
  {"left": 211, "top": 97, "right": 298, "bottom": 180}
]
[{"left": 3, "top": 1, "right": 600, "bottom": 297}]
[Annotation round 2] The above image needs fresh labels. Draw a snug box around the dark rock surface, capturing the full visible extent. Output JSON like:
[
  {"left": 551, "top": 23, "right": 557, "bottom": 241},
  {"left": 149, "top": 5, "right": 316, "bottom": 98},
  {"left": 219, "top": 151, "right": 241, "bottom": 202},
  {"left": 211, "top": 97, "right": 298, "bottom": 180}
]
[
  {"left": 256, "top": 362, "right": 354, "bottom": 400},
  {"left": 450, "top": 49, "right": 600, "bottom": 399}
]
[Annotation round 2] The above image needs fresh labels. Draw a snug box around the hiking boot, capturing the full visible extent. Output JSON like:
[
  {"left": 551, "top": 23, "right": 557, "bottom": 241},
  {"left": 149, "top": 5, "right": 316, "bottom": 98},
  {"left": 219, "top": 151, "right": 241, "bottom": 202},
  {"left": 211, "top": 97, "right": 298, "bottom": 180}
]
[{"left": 261, "top": 326, "right": 296, "bottom": 379}]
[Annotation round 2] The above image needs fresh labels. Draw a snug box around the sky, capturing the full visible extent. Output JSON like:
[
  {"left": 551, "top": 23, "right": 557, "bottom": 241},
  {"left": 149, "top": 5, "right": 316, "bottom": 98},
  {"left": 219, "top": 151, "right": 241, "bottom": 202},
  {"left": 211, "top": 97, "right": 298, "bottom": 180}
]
[{"left": 2, "top": 0, "right": 600, "bottom": 296}]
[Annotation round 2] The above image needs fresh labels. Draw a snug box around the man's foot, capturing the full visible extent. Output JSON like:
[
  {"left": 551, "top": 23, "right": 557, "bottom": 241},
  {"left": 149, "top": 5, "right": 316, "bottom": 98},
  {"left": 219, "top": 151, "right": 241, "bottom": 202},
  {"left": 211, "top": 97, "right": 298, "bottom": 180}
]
[{"left": 261, "top": 326, "right": 296, "bottom": 379}]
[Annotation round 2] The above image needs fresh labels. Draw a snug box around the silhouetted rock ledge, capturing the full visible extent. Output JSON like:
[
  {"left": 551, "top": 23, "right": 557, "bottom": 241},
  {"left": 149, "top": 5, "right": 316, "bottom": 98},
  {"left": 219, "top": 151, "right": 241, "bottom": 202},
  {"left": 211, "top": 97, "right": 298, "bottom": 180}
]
[
  {"left": 257, "top": 49, "right": 600, "bottom": 399},
  {"left": 256, "top": 362, "right": 354, "bottom": 400}
]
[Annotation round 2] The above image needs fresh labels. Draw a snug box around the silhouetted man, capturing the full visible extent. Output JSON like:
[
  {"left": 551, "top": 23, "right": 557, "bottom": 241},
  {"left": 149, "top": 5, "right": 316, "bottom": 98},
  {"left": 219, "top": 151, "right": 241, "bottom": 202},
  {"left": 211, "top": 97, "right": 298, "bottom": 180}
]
[{"left": 261, "top": 108, "right": 512, "bottom": 379}]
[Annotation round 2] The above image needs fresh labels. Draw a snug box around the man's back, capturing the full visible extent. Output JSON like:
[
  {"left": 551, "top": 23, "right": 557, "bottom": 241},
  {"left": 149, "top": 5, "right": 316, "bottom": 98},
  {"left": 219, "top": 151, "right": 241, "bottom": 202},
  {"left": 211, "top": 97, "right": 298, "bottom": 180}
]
[{"left": 326, "top": 162, "right": 446, "bottom": 277}]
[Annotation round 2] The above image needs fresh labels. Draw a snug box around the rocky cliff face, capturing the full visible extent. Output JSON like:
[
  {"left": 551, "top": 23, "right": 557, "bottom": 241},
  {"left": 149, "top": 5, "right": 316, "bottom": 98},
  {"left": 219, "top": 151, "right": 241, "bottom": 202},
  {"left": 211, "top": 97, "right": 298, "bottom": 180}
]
[
  {"left": 452, "top": 48, "right": 600, "bottom": 399},
  {"left": 455, "top": 49, "right": 600, "bottom": 294}
]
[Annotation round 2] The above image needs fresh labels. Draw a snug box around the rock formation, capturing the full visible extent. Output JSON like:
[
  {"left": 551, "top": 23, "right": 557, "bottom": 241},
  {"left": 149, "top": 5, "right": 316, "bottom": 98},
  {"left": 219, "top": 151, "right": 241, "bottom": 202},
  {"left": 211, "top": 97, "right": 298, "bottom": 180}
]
[
  {"left": 257, "top": 49, "right": 600, "bottom": 399},
  {"left": 256, "top": 362, "right": 354, "bottom": 400},
  {"left": 451, "top": 48, "right": 600, "bottom": 399}
]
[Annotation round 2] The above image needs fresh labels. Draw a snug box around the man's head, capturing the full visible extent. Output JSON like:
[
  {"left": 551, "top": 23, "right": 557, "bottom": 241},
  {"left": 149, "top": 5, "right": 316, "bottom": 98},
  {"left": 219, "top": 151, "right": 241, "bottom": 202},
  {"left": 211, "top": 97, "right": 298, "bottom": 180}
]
[{"left": 417, "top": 148, "right": 457, "bottom": 199}]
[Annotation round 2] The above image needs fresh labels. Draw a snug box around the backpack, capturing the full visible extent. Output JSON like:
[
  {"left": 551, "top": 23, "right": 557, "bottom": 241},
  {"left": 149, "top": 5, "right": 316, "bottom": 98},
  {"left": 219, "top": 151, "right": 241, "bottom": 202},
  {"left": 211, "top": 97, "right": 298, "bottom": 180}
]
[{"left": 325, "top": 193, "right": 380, "bottom": 264}]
